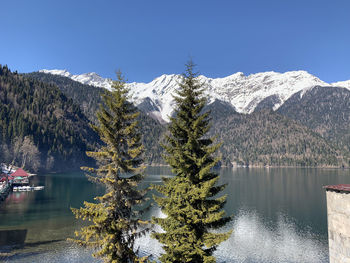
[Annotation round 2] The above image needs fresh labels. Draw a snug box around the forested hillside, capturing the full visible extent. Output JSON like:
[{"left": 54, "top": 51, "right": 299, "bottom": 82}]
[
  {"left": 277, "top": 86, "right": 350, "bottom": 152},
  {"left": 26, "top": 71, "right": 165, "bottom": 164},
  {"left": 209, "top": 109, "right": 349, "bottom": 167},
  {"left": 0, "top": 65, "right": 99, "bottom": 171},
  {"left": 25, "top": 72, "right": 103, "bottom": 124}
]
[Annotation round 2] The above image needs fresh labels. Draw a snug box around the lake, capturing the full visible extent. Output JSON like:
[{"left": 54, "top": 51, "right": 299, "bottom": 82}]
[{"left": 0, "top": 167, "right": 349, "bottom": 262}]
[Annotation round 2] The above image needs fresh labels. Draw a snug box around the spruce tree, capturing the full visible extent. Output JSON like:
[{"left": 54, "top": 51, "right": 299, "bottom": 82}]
[
  {"left": 70, "top": 72, "right": 149, "bottom": 263},
  {"left": 152, "top": 61, "right": 232, "bottom": 262}
]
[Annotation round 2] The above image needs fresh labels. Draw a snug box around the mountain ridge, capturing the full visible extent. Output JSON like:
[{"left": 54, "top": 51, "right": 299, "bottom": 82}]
[{"left": 39, "top": 69, "right": 350, "bottom": 122}]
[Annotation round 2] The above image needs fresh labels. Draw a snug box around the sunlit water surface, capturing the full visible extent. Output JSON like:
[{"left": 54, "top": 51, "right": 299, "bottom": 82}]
[{"left": 1, "top": 167, "right": 349, "bottom": 262}]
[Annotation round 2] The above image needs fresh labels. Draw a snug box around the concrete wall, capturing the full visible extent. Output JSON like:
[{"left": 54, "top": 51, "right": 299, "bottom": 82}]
[{"left": 326, "top": 190, "right": 350, "bottom": 263}]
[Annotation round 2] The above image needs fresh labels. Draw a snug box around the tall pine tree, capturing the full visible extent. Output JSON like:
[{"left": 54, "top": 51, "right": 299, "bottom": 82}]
[
  {"left": 152, "top": 61, "right": 232, "bottom": 262},
  {"left": 70, "top": 72, "right": 149, "bottom": 263}
]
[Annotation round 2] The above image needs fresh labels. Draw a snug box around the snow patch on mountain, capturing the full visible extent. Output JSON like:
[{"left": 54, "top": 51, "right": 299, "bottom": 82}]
[
  {"left": 40, "top": 69, "right": 349, "bottom": 122},
  {"left": 332, "top": 80, "right": 350, "bottom": 91},
  {"left": 40, "top": 69, "right": 72, "bottom": 78},
  {"left": 40, "top": 69, "right": 113, "bottom": 90}
]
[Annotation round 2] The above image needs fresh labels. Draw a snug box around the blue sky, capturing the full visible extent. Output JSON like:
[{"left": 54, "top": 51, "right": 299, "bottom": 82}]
[{"left": 1, "top": 0, "right": 350, "bottom": 83}]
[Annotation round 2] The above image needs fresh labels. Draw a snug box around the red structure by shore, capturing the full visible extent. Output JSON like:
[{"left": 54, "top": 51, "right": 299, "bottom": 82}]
[{"left": 11, "top": 168, "right": 30, "bottom": 186}]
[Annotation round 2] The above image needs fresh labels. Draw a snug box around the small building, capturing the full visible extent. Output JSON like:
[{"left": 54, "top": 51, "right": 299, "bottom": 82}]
[
  {"left": 324, "top": 184, "right": 350, "bottom": 263},
  {"left": 11, "top": 168, "right": 30, "bottom": 186}
]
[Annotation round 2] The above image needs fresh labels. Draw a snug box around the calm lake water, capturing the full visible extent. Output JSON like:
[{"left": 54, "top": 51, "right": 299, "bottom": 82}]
[{"left": 0, "top": 167, "right": 350, "bottom": 262}]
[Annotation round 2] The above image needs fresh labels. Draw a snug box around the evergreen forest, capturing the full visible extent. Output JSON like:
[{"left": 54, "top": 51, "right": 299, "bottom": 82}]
[{"left": 0, "top": 65, "right": 99, "bottom": 171}]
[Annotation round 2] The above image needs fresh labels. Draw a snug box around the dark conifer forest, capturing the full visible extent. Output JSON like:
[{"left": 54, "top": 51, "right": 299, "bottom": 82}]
[{"left": 0, "top": 65, "right": 99, "bottom": 171}]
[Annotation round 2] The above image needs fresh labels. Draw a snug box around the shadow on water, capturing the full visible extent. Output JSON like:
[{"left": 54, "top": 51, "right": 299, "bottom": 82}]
[
  {"left": 0, "top": 251, "right": 44, "bottom": 262},
  {"left": 23, "top": 239, "right": 64, "bottom": 248},
  {"left": 0, "top": 236, "right": 63, "bottom": 261},
  {"left": 0, "top": 229, "right": 27, "bottom": 247}
]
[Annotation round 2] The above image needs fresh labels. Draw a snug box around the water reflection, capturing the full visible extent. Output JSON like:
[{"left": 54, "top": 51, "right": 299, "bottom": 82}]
[
  {"left": 219, "top": 167, "right": 350, "bottom": 236},
  {"left": 134, "top": 208, "right": 328, "bottom": 263},
  {"left": 216, "top": 210, "right": 327, "bottom": 263},
  {"left": 0, "top": 167, "right": 349, "bottom": 262}
]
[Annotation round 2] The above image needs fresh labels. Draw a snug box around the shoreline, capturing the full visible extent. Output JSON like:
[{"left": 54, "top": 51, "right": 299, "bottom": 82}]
[
  {"left": 146, "top": 163, "right": 349, "bottom": 169},
  {"left": 32, "top": 164, "right": 350, "bottom": 176}
]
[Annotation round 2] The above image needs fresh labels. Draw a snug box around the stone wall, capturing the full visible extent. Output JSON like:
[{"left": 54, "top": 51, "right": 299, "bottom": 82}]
[{"left": 326, "top": 190, "right": 350, "bottom": 263}]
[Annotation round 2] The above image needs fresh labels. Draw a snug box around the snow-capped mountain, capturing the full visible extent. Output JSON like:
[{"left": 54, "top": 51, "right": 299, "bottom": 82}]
[{"left": 39, "top": 69, "right": 349, "bottom": 122}]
